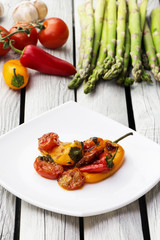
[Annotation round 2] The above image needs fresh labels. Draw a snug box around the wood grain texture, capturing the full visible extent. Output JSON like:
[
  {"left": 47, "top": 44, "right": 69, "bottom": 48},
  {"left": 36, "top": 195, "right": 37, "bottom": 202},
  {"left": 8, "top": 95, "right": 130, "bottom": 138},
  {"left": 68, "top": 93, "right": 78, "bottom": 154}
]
[
  {"left": 19, "top": 0, "right": 79, "bottom": 240},
  {"left": 75, "top": 0, "right": 143, "bottom": 239},
  {"left": 131, "top": 1, "right": 160, "bottom": 240},
  {"left": 131, "top": 75, "right": 160, "bottom": 239},
  {"left": 84, "top": 202, "right": 143, "bottom": 240},
  {"left": 130, "top": 80, "right": 160, "bottom": 240},
  {"left": 24, "top": 0, "right": 75, "bottom": 121},
  {"left": 0, "top": 0, "right": 22, "bottom": 239}
]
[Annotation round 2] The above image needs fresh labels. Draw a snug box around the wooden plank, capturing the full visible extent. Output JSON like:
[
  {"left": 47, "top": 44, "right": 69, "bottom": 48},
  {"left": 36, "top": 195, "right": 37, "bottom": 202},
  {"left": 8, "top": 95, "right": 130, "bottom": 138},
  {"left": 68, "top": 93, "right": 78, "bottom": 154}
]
[
  {"left": 130, "top": 78, "right": 160, "bottom": 240},
  {"left": 0, "top": 0, "right": 22, "bottom": 239},
  {"left": 84, "top": 202, "right": 143, "bottom": 240},
  {"left": 74, "top": 0, "right": 143, "bottom": 239},
  {"left": 19, "top": 0, "right": 80, "bottom": 239},
  {"left": 131, "top": 1, "right": 160, "bottom": 239}
]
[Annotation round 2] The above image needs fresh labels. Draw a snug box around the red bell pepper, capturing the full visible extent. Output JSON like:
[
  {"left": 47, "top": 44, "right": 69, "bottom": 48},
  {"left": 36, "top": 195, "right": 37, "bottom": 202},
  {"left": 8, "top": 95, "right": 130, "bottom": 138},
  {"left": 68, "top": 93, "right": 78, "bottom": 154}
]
[
  {"left": 11, "top": 44, "right": 77, "bottom": 76},
  {"left": 80, "top": 153, "right": 110, "bottom": 173}
]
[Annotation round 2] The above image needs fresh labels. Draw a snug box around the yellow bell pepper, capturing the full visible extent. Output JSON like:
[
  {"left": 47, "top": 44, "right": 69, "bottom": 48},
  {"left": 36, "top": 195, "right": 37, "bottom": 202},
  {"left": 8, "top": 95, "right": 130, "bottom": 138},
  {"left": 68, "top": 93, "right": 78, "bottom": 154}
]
[
  {"left": 40, "top": 141, "right": 82, "bottom": 166},
  {"left": 3, "top": 59, "right": 29, "bottom": 90}
]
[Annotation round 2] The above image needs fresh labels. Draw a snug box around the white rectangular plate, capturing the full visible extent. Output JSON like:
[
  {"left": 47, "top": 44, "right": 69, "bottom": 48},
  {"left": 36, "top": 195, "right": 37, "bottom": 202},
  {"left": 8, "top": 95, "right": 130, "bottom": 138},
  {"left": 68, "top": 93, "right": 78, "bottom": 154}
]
[{"left": 0, "top": 101, "right": 160, "bottom": 217}]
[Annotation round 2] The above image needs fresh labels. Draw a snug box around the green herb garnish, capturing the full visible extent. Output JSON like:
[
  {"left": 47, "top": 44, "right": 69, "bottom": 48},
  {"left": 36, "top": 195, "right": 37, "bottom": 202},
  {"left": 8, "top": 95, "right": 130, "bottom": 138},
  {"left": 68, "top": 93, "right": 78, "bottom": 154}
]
[
  {"left": 105, "top": 146, "right": 119, "bottom": 169},
  {"left": 38, "top": 155, "right": 54, "bottom": 163},
  {"left": 68, "top": 142, "right": 83, "bottom": 163}
]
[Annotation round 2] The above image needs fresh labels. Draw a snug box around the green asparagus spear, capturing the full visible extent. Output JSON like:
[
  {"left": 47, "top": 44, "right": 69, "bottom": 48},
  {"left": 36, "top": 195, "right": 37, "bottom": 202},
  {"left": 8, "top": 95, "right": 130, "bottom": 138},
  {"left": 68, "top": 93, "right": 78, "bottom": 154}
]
[
  {"left": 140, "top": 68, "right": 152, "bottom": 83},
  {"left": 143, "top": 21, "right": 160, "bottom": 81},
  {"left": 84, "top": 0, "right": 117, "bottom": 93},
  {"left": 68, "top": 4, "right": 87, "bottom": 89},
  {"left": 151, "top": 8, "right": 160, "bottom": 66},
  {"left": 68, "top": 0, "right": 94, "bottom": 89},
  {"left": 139, "top": 0, "right": 151, "bottom": 83},
  {"left": 95, "top": 0, "right": 108, "bottom": 66},
  {"left": 103, "top": 0, "right": 126, "bottom": 80},
  {"left": 117, "top": 18, "right": 134, "bottom": 86},
  {"left": 141, "top": 50, "right": 151, "bottom": 70},
  {"left": 84, "top": 0, "right": 108, "bottom": 94},
  {"left": 76, "top": 5, "right": 86, "bottom": 71},
  {"left": 139, "top": 0, "right": 148, "bottom": 32},
  {"left": 91, "top": 0, "right": 106, "bottom": 69},
  {"left": 81, "top": 0, "right": 94, "bottom": 78},
  {"left": 128, "top": 0, "right": 142, "bottom": 82},
  {"left": 102, "top": 0, "right": 117, "bottom": 72}
]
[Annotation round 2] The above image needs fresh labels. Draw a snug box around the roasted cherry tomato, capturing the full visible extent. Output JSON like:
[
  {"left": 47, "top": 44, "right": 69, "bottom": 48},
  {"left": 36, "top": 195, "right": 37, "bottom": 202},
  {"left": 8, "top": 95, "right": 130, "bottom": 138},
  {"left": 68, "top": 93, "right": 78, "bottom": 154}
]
[
  {"left": 75, "top": 138, "right": 105, "bottom": 168},
  {"left": 38, "top": 132, "right": 60, "bottom": 152},
  {"left": 83, "top": 139, "right": 96, "bottom": 150},
  {"left": 9, "top": 23, "right": 38, "bottom": 50},
  {"left": 0, "top": 26, "right": 11, "bottom": 57},
  {"left": 38, "top": 18, "right": 69, "bottom": 49},
  {"left": 58, "top": 168, "right": 85, "bottom": 190},
  {"left": 83, "top": 137, "right": 104, "bottom": 151},
  {"left": 34, "top": 157, "right": 64, "bottom": 180}
]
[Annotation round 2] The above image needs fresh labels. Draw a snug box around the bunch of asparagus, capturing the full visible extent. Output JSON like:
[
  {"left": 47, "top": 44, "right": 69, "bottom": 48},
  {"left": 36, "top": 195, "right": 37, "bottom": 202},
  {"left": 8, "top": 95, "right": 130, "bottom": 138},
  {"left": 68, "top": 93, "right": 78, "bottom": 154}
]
[{"left": 68, "top": 0, "right": 160, "bottom": 94}]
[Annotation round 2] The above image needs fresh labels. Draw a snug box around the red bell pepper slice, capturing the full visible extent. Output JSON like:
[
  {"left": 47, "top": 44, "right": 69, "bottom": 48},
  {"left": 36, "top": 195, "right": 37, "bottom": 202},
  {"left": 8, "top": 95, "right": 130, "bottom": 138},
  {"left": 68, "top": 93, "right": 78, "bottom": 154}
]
[{"left": 80, "top": 153, "right": 110, "bottom": 173}]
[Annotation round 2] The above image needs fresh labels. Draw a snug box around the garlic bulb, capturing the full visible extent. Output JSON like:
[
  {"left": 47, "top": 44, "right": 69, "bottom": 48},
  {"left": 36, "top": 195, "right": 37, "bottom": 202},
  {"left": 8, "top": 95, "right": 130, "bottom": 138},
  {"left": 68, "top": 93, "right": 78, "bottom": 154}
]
[
  {"left": 0, "top": 2, "right": 4, "bottom": 18},
  {"left": 12, "top": 1, "right": 48, "bottom": 23},
  {"left": 33, "top": 0, "right": 48, "bottom": 21},
  {"left": 12, "top": 1, "right": 39, "bottom": 23}
]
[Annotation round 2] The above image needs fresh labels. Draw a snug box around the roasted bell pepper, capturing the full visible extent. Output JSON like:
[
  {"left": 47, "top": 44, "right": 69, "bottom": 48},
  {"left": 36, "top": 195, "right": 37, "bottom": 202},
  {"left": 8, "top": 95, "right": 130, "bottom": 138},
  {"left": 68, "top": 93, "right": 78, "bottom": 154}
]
[
  {"left": 39, "top": 141, "right": 82, "bottom": 166},
  {"left": 10, "top": 43, "right": 77, "bottom": 76},
  {"left": 80, "top": 153, "right": 111, "bottom": 173},
  {"left": 83, "top": 143, "right": 125, "bottom": 183},
  {"left": 79, "top": 133, "right": 133, "bottom": 183},
  {"left": 79, "top": 149, "right": 119, "bottom": 173}
]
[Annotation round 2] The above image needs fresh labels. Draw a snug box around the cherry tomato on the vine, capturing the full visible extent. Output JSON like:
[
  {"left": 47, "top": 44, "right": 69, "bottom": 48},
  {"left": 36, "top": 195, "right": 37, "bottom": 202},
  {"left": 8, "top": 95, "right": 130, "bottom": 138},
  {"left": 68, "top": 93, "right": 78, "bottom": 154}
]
[
  {"left": 38, "top": 18, "right": 69, "bottom": 49},
  {"left": 9, "top": 23, "right": 38, "bottom": 50},
  {"left": 0, "top": 26, "right": 11, "bottom": 57}
]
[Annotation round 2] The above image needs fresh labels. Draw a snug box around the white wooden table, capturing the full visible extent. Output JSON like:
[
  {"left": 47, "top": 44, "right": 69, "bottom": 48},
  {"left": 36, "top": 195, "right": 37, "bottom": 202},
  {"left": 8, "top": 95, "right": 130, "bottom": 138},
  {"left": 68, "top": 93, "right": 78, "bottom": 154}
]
[{"left": 0, "top": 0, "right": 160, "bottom": 239}]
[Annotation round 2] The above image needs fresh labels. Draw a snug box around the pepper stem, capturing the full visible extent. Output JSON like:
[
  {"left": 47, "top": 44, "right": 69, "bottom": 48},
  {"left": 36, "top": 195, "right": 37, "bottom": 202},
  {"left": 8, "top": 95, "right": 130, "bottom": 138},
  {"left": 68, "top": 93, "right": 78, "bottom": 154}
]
[
  {"left": 9, "top": 40, "right": 22, "bottom": 55},
  {"left": 12, "top": 68, "right": 24, "bottom": 88},
  {"left": 113, "top": 132, "right": 133, "bottom": 143}
]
